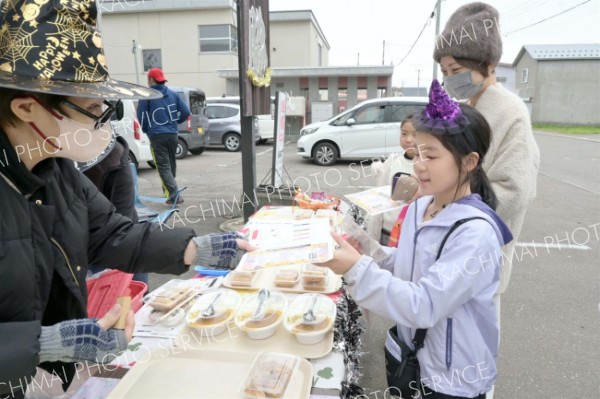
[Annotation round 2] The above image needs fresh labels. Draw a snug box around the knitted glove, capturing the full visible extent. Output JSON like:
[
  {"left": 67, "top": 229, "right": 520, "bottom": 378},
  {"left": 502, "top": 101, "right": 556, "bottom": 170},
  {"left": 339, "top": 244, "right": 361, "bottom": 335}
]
[
  {"left": 39, "top": 319, "right": 128, "bottom": 364},
  {"left": 193, "top": 232, "right": 246, "bottom": 269}
]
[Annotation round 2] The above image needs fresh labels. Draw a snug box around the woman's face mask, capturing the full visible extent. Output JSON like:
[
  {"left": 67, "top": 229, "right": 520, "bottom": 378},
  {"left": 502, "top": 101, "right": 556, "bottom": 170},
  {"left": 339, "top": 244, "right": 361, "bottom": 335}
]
[
  {"left": 28, "top": 98, "right": 114, "bottom": 163},
  {"left": 443, "top": 71, "right": 484, "bottom": 100}
]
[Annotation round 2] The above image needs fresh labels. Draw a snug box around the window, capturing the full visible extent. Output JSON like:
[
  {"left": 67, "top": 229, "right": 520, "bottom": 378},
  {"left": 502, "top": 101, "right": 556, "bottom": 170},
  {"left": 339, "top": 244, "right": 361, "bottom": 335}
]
[
  {"left": 353, "top": 105, "right": 386, "bottom": 124},
  {"left": 497, "top": 76, "right": 507, "bottom": 83},
  {"left": 521, "top": 68, "right": 529, "bottom": 83},
  {"left": 199, "top": 25, "right": 238, "bottom": 53},
  {"left": 142, "top": 49, "right": 162, "bottom": 72},
  {"left": 387, "top": 104, "right": 424, "bottom": 123},
  {"left": 206, "top": 105, "right": 238, "bottom": 119}
]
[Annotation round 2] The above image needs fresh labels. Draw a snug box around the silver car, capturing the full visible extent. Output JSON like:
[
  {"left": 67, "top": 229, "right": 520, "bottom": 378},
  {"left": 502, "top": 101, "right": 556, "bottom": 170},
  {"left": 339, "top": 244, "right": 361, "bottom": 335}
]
[{"left": 205, "top": 103, "right": 260, "bottom": 152}]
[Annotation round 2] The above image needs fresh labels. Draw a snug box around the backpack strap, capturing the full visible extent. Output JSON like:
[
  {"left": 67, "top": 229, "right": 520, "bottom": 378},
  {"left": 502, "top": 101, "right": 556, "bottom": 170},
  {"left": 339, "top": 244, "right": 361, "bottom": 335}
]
[{"left": 411, "top": 216, "right": 489, "bottom": 353}]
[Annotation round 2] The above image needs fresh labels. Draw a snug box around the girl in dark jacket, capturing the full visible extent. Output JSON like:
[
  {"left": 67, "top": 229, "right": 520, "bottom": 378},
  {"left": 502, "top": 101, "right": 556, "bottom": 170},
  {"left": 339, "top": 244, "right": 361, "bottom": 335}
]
[{"left": 0, "top": 2, "right": 252, "bottom": 398}]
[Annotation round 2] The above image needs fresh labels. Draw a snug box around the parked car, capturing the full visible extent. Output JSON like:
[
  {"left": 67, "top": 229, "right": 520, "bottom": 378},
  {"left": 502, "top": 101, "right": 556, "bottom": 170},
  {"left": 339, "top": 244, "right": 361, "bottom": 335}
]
[
  {"left": 207, "top": 96, "right": 273, "bottom": 144},
  {"left": 205, "top": 102, "right": 260, "bottom": 151},
  {"left": 110, "top": 100, "right": 152, "bottom": 170},
  {"left": 169, "top": 86, "right": 209, "bottom": 159},
  {"left": 296, "top": 97, "right": 428, "bottom": 166}
]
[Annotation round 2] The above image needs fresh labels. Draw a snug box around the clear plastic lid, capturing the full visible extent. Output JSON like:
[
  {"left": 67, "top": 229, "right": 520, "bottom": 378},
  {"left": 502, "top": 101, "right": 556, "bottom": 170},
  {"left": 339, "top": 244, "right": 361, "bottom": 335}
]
[
  {"left": 284, "top": 293, "right": 336, "bottom": 334},
  {"left": 235, "top": 290, "right": 287, "bottom": 330},
  {"left": 144, "top": 279, "right": 202, "bottom": 312},
  {"left": 228, "top": 270, "right": 259, "bottom": 287},
  {"left": 273, "top": 268, "right": 300, "bottom": 287},
  {"left": 240, "top": 353, "right": 300, "bottom": 399},
  {"left": 301, "top": 264, "right": 329, "bottom": 291},
  {"left": 186, "top": 289, "right": 240, "bottom": 328}
]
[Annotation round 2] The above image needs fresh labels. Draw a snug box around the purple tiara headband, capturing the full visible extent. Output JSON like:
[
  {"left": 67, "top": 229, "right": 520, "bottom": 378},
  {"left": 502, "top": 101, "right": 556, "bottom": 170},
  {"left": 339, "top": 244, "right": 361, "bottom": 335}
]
[{"left": 414, "top": 80, "right": 471, "bottom": 136}]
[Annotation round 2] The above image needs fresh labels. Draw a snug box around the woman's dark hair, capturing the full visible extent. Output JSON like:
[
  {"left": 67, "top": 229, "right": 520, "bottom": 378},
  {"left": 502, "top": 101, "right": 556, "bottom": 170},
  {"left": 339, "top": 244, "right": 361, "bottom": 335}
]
[
  {"left": 422, "top": 103, "right": 497, "bottom": 209},
  {"left": 0, "top": 88, "right": 65, "bottom": 128},
  {"left": 401, "top": 113, "right": 415, "bottom": 128},
  {"left": 453, "top": 57, "right": 491, "bottom": 77}
]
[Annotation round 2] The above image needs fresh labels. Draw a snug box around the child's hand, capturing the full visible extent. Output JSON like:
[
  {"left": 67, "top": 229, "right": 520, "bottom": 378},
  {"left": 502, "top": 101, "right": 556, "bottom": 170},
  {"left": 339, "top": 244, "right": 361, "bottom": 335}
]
[
  {"left": 316, "top": 232, "right": 362, "bottom": 275},
  {"left": 346, "top": 236, "right": 363, "bottom": 254}
]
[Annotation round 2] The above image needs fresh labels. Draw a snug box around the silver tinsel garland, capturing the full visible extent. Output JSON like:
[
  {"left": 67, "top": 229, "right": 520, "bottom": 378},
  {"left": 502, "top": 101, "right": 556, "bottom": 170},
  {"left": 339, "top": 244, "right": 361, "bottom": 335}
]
[{"left": 333, "top": 283, "right": 366, "bottom": 398}]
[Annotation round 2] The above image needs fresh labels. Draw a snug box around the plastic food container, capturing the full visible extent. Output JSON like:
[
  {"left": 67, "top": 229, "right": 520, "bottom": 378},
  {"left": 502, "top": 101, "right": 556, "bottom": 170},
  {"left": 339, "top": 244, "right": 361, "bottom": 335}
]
[
  {"left": 301, "top": 264, "right": 329, "bottom": 292},
  {"left": 240, "top": 353, "right": 300, "bottom": 399},
  {"left": 228, "top": 270, "right": 259, "bottom": 288},
  {"left": 235, "top": 290, "right": 287, "bottom": 340},
  {"left": 144, "top": 279, "right": 198, "bottom": 312},
  {"left": 272, "top": 268, "right": 300, "bottom": 288},
  {"left": 284, "top": 293, "right": 336, "bottom": 345},
  {"left": 186, "top": 289, "right": 240, "bottom": 336}
]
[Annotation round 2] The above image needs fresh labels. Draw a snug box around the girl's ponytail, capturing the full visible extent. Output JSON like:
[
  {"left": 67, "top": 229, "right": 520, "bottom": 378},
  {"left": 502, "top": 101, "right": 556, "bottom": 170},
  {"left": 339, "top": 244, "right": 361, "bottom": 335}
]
[{"left": 471, "top": 164, "right": 497, "bottom": 210}]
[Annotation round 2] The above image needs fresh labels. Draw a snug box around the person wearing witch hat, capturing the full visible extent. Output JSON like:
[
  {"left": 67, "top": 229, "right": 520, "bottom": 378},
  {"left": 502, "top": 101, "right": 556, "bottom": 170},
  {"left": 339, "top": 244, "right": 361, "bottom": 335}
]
[{"left": 0, "top": 1, "right": 252, "bottom": 398}]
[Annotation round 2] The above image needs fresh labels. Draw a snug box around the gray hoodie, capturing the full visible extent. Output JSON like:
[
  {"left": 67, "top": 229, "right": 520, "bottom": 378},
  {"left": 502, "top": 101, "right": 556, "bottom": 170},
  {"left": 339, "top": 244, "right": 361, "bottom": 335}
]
[{"left": 344, "top": 194, "right": 512, "bottom": 397}]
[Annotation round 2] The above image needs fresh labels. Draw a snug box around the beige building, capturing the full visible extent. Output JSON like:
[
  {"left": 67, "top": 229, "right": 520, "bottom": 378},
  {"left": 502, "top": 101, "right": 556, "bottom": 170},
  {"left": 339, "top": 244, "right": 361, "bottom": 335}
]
[
  {"left": 100, "top": 1, "right": 331, "bottom": 95},
  {"left": 100, "top": 0, "right": 393, "bottom": 127}
]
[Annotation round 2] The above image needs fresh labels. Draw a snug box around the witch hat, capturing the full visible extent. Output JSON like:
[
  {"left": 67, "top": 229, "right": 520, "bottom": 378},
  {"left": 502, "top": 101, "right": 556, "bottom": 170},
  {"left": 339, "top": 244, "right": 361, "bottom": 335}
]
[{"left": 0, "top": 0, "right": 158, "bottom": 99}]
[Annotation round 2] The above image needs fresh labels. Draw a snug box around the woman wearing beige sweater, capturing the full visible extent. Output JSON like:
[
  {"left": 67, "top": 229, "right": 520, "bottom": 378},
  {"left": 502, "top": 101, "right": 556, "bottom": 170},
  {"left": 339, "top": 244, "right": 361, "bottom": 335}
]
[
  {"left": 432, "top": 4, "right": 539, "bottom": 398},
  {"left": 433, "top": 2, "right": 540, "bottom": 302}
]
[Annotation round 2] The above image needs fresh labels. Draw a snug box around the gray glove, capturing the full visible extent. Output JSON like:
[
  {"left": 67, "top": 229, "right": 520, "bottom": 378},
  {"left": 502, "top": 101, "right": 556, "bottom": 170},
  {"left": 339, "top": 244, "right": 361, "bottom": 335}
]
[
  {"left": 39, "top": 318, "right": 128, "bottom": 364},
  {"left": 192, "top": 232, "right": 246, "bottom": 269}
]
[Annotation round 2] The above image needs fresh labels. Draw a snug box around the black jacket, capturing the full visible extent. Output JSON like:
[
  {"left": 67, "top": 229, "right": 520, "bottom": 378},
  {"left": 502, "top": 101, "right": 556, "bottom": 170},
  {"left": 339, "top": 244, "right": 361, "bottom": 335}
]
[
  {"left": 0, "top": 131, "right": 195, "bottom": 398},
  {"left": 83, "top": 136, "right": 138, "bottom": 222}
]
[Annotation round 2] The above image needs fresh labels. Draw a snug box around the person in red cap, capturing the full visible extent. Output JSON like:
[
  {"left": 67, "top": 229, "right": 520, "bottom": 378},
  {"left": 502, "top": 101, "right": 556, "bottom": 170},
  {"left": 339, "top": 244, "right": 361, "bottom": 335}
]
[{"left": 137, "top": 68, "right": 191, "bottom": 205}]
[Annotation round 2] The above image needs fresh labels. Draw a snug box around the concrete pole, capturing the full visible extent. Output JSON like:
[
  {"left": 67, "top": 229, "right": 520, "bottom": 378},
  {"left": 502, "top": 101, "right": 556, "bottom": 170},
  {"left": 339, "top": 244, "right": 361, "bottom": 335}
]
[
  {"left": 432, "top": 0, "right": 442, "bottom": 80},
  {"left": 132, "top": 40, "right": 140, "bottom": 85}
]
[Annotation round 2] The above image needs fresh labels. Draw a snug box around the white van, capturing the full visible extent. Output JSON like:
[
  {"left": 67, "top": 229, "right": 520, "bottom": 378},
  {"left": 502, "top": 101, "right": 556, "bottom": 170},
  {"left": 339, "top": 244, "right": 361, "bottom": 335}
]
[
  {"left": 110, "top": 100, "right": 152, "bottom": 169},
  {"left": 296, "top": 97, "right": 427, "bottom": 166}
]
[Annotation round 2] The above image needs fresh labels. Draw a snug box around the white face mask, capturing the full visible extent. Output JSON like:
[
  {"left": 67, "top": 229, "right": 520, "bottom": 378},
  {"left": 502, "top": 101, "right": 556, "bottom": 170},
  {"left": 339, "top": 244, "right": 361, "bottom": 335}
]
[{"left": 28, "top": 102, "right": 113, "bottom": 163}]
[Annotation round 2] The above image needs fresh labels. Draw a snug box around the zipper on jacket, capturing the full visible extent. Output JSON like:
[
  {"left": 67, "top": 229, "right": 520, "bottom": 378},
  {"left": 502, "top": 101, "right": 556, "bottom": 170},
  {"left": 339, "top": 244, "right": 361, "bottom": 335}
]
[
  {"left": 446, "top": 317, "right": 453, "bottom": 370},
  {"left": 50, "top": 238, "right": 80, "bottom": 287}
]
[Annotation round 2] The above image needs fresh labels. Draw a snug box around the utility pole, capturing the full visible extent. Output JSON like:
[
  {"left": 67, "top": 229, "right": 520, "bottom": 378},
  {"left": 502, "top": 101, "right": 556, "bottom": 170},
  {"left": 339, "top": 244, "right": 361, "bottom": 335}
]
[
  {"left": 382, "top": 40, "right": 385, "bottom": 65},
  {"left": 432, "top": 0, "right": 442, "bottom": 80},
  {"left": 357, "top": 52, "right": 360, "bottom": 66},
  {"left": 416, "top": 69, "right": 422, "bottom": 94}
]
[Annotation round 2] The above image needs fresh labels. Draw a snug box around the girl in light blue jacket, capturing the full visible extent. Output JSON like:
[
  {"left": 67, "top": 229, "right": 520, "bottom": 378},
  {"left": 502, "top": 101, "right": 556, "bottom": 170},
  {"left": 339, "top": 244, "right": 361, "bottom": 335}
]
[{"left": 320, "top": 80, "right": 512, "bottom": 399}]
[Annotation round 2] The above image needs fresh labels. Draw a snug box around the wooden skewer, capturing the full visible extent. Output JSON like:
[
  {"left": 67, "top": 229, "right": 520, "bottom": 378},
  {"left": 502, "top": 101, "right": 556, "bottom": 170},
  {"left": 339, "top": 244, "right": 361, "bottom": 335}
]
[{"left": 115, "top": 296, "right": 131, "bottom": 329}]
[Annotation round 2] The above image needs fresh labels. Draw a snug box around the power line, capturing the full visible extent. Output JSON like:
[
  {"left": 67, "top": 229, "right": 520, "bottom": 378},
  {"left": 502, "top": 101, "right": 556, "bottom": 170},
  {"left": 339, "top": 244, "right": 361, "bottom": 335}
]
[
  {"left": 393, "top": 0, "right": 438, "bottom": 67},
  {"left": 504, "top": 0, "right": 593, "bottom": 35}
]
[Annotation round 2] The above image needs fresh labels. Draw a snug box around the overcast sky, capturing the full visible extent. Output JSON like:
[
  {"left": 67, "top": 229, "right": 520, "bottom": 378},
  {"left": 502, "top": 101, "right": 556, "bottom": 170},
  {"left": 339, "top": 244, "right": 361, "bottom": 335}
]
[{"left": 270, "top": 0, "right": 600, "bottom": 87}]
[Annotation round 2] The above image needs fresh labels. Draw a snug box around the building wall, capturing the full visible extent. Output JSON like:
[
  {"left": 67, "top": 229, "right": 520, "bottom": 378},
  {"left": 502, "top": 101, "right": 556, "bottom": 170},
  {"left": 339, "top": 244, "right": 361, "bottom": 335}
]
[
  {"left": 496, "top": 64, "right": 516, "bottom": 93},
  {"left": 533, "top": 60, "right": 600, "bottom": 124},
  {"left": 270, "top": 21, "right": 311, "bottom": 67},
  {"left": 103, "top": 8, "right": 239, "bottom": 96},
  {"left": 514, "top": 52, "right": 538, "bottom": 100}
]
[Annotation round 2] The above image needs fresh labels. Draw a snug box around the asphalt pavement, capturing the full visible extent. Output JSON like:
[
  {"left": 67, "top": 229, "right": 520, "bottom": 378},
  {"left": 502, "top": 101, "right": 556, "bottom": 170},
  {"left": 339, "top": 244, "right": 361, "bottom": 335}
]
[{"left": 139, "top": 131, "right": 600, "bottom": 399}]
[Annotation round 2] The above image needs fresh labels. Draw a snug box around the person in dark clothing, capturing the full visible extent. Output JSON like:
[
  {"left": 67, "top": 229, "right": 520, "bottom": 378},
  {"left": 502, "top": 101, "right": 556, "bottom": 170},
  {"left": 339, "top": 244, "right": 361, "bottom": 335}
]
[
  {"left": 0, "top": 2, "right": 252, "bottom": 398},
  {"left": 137, "top": 68, "right": 190, "bottom": 205},
  {"left": 83, "top": 136, "right": 149, "bottom": 284}
]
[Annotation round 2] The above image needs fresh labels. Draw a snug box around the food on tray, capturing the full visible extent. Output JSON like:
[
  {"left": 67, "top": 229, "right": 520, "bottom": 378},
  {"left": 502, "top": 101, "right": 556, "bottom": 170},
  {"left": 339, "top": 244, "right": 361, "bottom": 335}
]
[
  {"left": 186, "top": 289, "right": 241, "bottom": 336},
  {"left": 301, "top": 265, "right": 328, "bottom": 291},
  {"left": 287, "top": 314, "right": 332, "bottom": 333},
  {"left": 228, "top": 270, "right": 256, "bottom": 287},
  {"left": 273, "top": 269, "right": 300, "bottom": 288},
  {"left": 237, "top": 310, "right": 282, "bottom": 330},
  {"left": 146, "top": 286, "right": 195, "bottom": 312},
  {"left": 284, "top": 293, "right": 337, "bottom": 344},
  {"left": 235, "top": 291, "right": 287, "bottom": 340},
  {"left": 188, "top": 308, "right": 234, "bottom": 327},
  {"left": 241, "top": 353, "right": 299, "bottom": 399}
]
